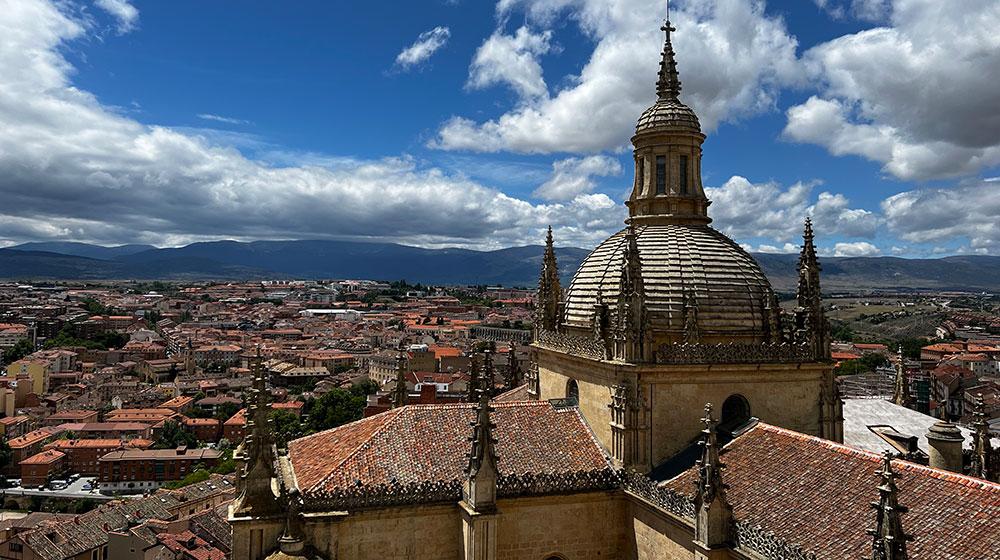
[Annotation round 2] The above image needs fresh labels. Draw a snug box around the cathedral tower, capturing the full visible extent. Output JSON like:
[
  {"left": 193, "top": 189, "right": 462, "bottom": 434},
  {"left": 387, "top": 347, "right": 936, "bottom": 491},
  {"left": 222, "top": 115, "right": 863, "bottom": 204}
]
[{"left": 532, "top": 14, "right": 839, "bottom": 469}]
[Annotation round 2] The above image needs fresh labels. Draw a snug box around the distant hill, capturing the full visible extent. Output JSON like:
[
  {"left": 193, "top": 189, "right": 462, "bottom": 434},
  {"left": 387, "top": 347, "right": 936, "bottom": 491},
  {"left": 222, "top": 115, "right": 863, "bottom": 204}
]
[
  {"left": 10, "top": 241, "right": 155, "bottom": 260},
  {"left": 4, "top": 240, "right": 1000, "bottom": 291}
]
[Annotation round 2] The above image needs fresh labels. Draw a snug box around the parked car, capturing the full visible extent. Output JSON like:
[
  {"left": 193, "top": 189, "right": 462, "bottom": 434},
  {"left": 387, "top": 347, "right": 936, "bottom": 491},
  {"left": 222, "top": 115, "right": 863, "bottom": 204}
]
[
  {"left": 82, "top": 482, "right": 94, "bottom": 491},
  {"left": 49, "top": 480, "right": 68, "bottom": 490}
]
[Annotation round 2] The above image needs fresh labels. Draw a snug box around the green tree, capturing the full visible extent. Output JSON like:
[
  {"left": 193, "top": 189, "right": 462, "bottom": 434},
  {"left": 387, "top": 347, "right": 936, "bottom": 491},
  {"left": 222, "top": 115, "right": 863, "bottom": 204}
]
[
  {"left": 349, "top": 379, "right": 379, "bottom": 397},
  {"left": 214, "top": 402, "right": 241, "bottom": 421},
  {"left": 3, "top": 338, "right": 35, "bottom": 363},
  {"left": 271, "top": 410, "right": 306, "bottom": 448},
  {"left": 303, "top": 388, "right": 367, "bottom": 434},
  {"left": 0, "top": 441, "right": 12, "bottom": 471},
  {"left": 80, "top": 297, "right": 107, "bottom": 315},
  {"left": 154, "top": 419, "right": 198, "bottom": 449}
]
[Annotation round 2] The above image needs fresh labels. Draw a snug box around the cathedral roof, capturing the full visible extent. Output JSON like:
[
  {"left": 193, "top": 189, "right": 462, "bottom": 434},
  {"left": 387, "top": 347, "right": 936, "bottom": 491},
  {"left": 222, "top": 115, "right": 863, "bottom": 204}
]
[
  {"left": 663, "top": 423, "right": 1000, "bottom": 559},
  {"left": 563, "top": 224, "right": 774, "bottom": 342},
  {"left": 288, "top": 400, "right": 612, "bottom": 499}
]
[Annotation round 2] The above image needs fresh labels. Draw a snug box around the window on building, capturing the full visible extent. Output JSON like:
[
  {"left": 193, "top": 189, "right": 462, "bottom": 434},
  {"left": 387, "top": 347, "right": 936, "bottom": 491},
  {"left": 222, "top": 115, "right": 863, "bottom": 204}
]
[
  {"left": 655, "top": 155, "right": 666, "bottom": 194},
  {"left": 637, "top": 157, "right": 645, "bottom": 192},
  {"left": 679, "top": 155, "right": 689, "bottom": 194},
  {"left": 566, "top": 379, "right": 579, "bottom": 404},
  {"left": 720, "top": 394, "right": 751, "bottom": 432}
]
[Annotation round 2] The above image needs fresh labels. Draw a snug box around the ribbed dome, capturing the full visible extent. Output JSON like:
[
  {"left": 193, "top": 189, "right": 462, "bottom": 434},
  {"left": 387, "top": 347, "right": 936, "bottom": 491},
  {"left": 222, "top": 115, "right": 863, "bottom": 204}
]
[
  {"left": 635, "top": 98, "right": 701, "bottom": 135},
  {"left": 563, "top": 224, "right": 775, "bottom": 344}
]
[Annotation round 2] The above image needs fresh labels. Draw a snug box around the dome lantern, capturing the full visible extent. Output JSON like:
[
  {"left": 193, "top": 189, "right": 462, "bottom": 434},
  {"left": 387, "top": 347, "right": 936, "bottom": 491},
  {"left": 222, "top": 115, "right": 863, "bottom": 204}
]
[{"left": 628, "top": 14, "right": 710, "bottom": 226}]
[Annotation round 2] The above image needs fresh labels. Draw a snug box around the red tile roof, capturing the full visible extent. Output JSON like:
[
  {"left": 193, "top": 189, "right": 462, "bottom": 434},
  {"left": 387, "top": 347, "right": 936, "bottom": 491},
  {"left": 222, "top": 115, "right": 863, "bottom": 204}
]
[
  {"left": 289, "top": 400, "right": 610, "bottom": 496},
  {"left": 664, "top": 423, "right": 1000, "bottom": 559}
]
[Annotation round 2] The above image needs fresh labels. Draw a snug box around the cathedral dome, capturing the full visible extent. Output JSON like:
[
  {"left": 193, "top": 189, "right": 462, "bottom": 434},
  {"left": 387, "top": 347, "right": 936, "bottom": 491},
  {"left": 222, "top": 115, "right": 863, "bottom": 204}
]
[
  {"left": 562, "top": 224, "right": 775, "bottom": 344},
  {"left": 636, "top": 98, "right": 701, "bottom": 135}
]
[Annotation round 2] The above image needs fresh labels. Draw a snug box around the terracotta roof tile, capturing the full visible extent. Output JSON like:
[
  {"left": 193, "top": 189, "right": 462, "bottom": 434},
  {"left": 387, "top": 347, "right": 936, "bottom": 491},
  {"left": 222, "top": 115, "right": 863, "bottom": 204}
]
[
  {"left": 289, "top": 401, "right": 610, "bottom": 496},
  {"left": 664, "top": 423, "right": 1000, "bottom": 560}
]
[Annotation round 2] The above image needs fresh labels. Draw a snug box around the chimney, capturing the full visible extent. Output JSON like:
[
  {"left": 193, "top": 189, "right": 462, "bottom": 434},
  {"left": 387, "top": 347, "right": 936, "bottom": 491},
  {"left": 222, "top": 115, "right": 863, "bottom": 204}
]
[
  {"left": 420, "top": 383, "right": 437, "bottom": 404},
  {"left": 926, "top": 420, "right": 964, "bottom": 473},
  {"left": 176, "top": 445, "right": 187, "bottom": 455}
]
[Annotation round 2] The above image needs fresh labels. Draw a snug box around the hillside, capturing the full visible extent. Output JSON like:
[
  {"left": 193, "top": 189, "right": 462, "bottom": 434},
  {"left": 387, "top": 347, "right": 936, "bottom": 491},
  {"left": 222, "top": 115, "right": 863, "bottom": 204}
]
[{"left": 4, "top": 241, "right": 1000, "bottom": 291}]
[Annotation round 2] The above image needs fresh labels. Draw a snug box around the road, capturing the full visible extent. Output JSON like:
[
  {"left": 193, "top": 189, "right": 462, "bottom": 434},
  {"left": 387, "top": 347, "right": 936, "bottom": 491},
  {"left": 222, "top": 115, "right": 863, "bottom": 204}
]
[{"left": 0, "top": 477, "right": 126, "bottom": 501}]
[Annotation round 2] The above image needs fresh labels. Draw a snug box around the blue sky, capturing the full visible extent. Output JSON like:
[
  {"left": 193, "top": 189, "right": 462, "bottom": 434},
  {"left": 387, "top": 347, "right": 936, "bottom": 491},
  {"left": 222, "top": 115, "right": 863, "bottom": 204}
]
[{"left": 1, "top": 0, "right": 999, "bottom": 257}]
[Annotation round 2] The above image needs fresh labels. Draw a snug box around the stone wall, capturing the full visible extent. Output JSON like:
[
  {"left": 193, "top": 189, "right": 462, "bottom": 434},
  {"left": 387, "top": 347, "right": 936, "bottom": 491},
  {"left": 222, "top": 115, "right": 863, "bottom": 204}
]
[
  {"left": 496, "top": 492, "right": 627, "bottom": 560},
  {"left": 628, "top": 497, "right": 694, "bottom": 560},
  {"left": 644, "top": 365, "right": 827, "bottom": 462},
  {"left": 272, "top": 492, "right": 627, "bottom": 560},
  {"left": 536, "top": 344, "right": 833, "bottom": 468}
]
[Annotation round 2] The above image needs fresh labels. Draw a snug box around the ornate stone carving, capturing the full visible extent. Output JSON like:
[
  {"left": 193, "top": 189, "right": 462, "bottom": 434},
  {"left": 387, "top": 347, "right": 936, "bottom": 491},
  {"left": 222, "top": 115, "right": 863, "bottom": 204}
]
[
  {"left": 535, "top": 226, "right": 563, "bottom": 335},
  {"left": 537, "top": 329, "right": 609, "bottom": 361},
  {"left": 656, "top": 342, "right": 815, "bottom": 364},
  {"left": 620, "top": 469, "right": 695, "bottom": 519},
  {"left": 733, "top": 522, "right": 818, "bottom": 560},
  {"left": 526, "top": 350, "right": 539, "bottom": 398},
  {"left": 868, "top": 452, "right": 913, "bottom": 560}
]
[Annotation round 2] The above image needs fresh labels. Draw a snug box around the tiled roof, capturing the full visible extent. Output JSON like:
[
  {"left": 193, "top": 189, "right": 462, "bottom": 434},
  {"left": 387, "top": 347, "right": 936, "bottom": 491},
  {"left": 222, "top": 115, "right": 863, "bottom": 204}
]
[
  {"left": 494, "top": 383, "right": 531, "bottom": 403},
  {"left": 289, "top": 400, "right": 611, "bottom": 497},
  {"left": 663, "top": 423, "right": 1000, "bottom": 560}
]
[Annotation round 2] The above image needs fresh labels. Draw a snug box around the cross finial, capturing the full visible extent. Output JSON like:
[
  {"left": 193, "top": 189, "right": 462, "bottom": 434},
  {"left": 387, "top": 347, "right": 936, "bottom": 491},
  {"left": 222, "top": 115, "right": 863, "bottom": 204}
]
[{"left": 656, "top": 3, "right": 682, "bottom": 101}]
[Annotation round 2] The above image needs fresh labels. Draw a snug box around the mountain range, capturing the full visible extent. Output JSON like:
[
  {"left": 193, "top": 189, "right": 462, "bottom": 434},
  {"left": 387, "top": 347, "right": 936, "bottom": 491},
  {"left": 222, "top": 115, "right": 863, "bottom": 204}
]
[{"left": 2, "top": 240, "right": 999, "bottom": 292}]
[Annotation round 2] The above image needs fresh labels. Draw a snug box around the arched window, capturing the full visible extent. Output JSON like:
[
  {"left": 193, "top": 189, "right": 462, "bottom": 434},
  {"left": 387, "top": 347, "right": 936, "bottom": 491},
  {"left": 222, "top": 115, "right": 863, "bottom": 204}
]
[
  {"left": 720, "top": 394, "right": 751, "bottom": 431},
  {"left": 655, "top": 155, "right": 666, "bottom": 194},
  {"left": 566, "top": 379, "right": 579, "bottom": 403}
]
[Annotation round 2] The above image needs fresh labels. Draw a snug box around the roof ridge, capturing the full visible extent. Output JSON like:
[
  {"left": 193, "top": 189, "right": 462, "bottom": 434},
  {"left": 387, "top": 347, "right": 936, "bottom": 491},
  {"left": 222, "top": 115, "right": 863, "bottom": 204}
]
[
  {"left": 309, "top": 407, "right": 406, "bottom": 493},
  {"left": 754, "top": 423, "right": 1000, "bottom": 491}
]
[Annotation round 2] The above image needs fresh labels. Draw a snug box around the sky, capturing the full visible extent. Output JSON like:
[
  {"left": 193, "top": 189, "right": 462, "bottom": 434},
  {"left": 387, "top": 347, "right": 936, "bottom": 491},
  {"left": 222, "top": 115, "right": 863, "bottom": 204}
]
[{"left": 1, "top": 0, "right": 999, "bottom": 258}]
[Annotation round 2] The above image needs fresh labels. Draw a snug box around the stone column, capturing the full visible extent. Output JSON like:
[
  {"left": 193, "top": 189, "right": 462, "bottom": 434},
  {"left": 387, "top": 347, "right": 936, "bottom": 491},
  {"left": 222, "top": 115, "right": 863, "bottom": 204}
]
[
  {"left": 926, "top": 420, "right": 963, "bottom": 473},
  {"left": 461, "top": 503, "right": 498, "bottom": 560}
]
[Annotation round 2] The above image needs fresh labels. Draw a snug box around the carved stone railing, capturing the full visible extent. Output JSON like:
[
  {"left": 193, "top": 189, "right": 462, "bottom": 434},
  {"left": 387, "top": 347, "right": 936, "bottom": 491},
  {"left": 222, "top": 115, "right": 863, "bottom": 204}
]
[
  {"left": 536, "top": 329, "right": 608, "bottom": 361},
  {"left": 498, "top": 468, "right": 620, "bottom": 498},
  {"left": 304, "top": 468, "right": 620, "bottom": 511},
  {"left": 656, "top": 342, "right": 815, "bottom": 365},
  {"left": 470, "top": 326, "right": 533, "bottom": 343},
  {"left": 303, "top": 479, "right": 463, "bottom": 511},
  {"left": 733, "top": 521, "right": 818, "bottom": 560},
  {"left": 620, "top": 469, "right": 695, "bottom": 520}
]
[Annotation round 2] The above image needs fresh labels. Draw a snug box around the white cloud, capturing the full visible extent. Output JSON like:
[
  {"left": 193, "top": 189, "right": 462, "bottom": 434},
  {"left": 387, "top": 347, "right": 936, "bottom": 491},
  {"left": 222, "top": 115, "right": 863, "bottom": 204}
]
[
  {"left": 468, "top": 26, "right": 553, "bottom": 101},
  {"left": 704, "top": 176, "right": 877, "bottom": 242},
  {"left": 197, "top": 113, "right": 250, "bottom": 125},
  {"left": 755, "top": 243, "right": 798, "bottom": 254},
  {"left": 813, "top": 0, "right": 891, "bottom": 22},
  {"left": 94, "top": 0, "right": 138, "bottom": 33},
  {"left": 785, "top": 0, "right": 1000, "bottom": 180},
  {"left": 533, "top": 155, "right": 621, "bottom": 200},
  {"left": 832, "top": 241, "right": 881, "bottom": 257},
  {"left": 395, "top": 26, "right": 451, "bottom": 69},
  {"left": 0, "top": 0, "right": 626, "bottom": 251},
  {"left": 433, "top": 0, "right": 802, "bottom": 153},
  {"left": 881, "top": 180, "right": 1000, "bottom": 253}
]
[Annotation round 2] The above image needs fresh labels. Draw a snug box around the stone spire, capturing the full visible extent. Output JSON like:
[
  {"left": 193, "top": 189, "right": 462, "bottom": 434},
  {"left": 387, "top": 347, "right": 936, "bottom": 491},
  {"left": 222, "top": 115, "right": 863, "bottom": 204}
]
[
  {"left": 868, "top": 452, "right": 913, "bottom": 560},
  {"left": 535, "top": 226, "right": 563, "bottom": 334},
  {"left": 694, "top": 403, "right": 733, "bottom": 553},
  {"left": 233, "top": 347, "right": 280, "bottom": 517},
  {"left": 467, "top": 355, "right": 481, "bottom": 403},
  {"left": 482, "top": 341, "right": 496, "bottom": 396},
  {"left": 656, "top": 4, "right": 681, "bottom": 102},
  {"left": 970, "top": 394, "right": 996, "bottom": 481},
  {"left": 683, "top": 288, "right": 700, "bottom": 344},
  {"left": 892, "top": 347, "right": 911, "bottom": 407},
  {"left": 615, "top": 225, "right": 648, "bottom": 362},
  {"left": 504, "top": 341, "right": 521, "bottom": 389},
  {"left": 463, "top": 389, "right": 499, "bottom": 512},
  {"left": 391, "top": 345, "right": 408, "bottom": 409},
  {"left": 796, "top": 217, "right": 830, "bottom": 360}
]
